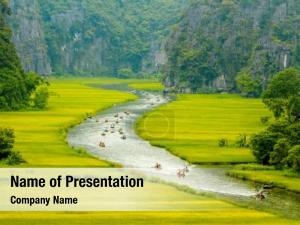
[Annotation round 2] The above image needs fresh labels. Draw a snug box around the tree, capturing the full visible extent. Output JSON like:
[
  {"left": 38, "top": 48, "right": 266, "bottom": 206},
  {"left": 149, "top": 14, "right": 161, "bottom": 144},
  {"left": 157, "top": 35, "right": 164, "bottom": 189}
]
[
  {"left": 0, "top": 128, "right": 14, "bottom": 159},
  {"left": 235, "top": 72, "right": 261, "bottom": 97},
  {"left": 269, "top": 138, "right": 290, "bottom": 168},
  {"left": 287, "top": 145, "right": 300, "bottom": 172},
  {"left": 263, "top": 68, "right": 300, "bottom": 119},
  {"left": 287, "top": 96, "right": 300, "bottom": 121},
  {"left": 0, "top": 4, "right": 43, "bottom": 110},
  {"left": 250, "top": 131, "right": 278, "bottom": 165},
  {"left": 251, "top": 68, "right": 300, "bottom": 171}
]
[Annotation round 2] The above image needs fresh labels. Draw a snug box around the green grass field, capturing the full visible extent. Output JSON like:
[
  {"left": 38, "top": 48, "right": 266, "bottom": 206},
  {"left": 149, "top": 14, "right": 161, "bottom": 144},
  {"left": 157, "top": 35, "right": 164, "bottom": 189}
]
[
  {"left": 136, "top": 94, "right": 271, "bottom": 164},
  {"left": 128, "top": 82, "right": 164, "bottom": 91},
  {"left": 0, "top": 78, "right": 137, "bottom": 167}
]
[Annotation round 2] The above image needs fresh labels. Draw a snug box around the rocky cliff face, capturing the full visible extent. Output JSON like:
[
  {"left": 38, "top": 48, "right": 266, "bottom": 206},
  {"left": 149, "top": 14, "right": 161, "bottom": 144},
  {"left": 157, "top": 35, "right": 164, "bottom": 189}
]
[
  {"left": 8, "top": 0, "right": 186, "bottom": 76},
  {"left": 164, "top": 0, "right": 300, "bottom": 92},
  {"left": 9, "top": 0, "right": 51, "bottom": 75}
]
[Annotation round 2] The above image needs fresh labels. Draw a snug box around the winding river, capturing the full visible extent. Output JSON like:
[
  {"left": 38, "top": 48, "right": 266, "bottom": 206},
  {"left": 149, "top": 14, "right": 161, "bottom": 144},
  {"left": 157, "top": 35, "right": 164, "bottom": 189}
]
[{"left": 68, "top": 87, "right": 300, "bottom": 218}]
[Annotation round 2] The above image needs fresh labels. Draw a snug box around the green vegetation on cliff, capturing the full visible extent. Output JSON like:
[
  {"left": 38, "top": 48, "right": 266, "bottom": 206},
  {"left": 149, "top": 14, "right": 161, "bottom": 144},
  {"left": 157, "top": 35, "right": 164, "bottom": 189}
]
[
  {"left": 0, "top": 1, "right": 38, "bottom": 110},
  {"left": 164, "top": 0, "right": 300, "bottom": 93},
  {"left": 9, "top": 0, "right": 187, "bottom": 76}
]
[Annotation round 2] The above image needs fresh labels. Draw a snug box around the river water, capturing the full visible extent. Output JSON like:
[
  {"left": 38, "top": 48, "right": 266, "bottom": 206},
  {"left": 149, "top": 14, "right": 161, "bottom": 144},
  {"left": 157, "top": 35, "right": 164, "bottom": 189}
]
[{"left": 68, "top": 88, "right": 300, "bottom": 218}]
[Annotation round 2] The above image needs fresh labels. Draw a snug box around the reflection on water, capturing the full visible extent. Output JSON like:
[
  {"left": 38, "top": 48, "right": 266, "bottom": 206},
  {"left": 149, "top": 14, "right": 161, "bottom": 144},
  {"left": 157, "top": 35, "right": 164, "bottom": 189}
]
[{"left": 68, "top": 89, "right": 300, "bottom": 218}]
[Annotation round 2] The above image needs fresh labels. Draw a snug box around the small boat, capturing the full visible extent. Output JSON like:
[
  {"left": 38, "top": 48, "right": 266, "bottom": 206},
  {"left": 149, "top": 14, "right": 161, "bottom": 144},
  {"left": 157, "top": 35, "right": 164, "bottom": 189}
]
[
  {"left": 177, "top": 169, "right": 185, "bottom": 178},
  {"left": 99, "top": 142, "right": 106, "bottom": 148},
  {"left": 255, "top": 190, "right": 266, "bottom": 200},
  {"left": 263, "top": 184, "right": 274, "bottom": 190},
  {"left": 121, "top": 135, "right": 126, "bottom": 140},
  {"left": 154, "top": 163, "right": 162, "bottom": 170}
]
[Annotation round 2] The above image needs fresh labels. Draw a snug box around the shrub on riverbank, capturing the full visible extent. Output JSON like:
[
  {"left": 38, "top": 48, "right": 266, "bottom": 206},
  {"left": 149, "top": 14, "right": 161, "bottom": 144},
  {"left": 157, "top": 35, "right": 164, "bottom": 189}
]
[{"left": 0, "top": 128, "right": 24, "bottom": 165}]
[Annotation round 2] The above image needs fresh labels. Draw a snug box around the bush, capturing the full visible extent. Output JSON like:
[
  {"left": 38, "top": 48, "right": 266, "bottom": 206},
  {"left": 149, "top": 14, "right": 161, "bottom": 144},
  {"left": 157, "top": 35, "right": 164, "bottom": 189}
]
[
  {"left": 6, "top": 151, "right": 24, "bottom": 165},
  {"left": 287, "top": 145, "right": 300, "bottom": 172},
  {"left": 250, "top": 131, "right": 278, "bottom": 165},
  {"left": 235, "top": 134, "right": 249, "bottom": 148},
  {"left": 31, "top": 85, "right": 49, "bottom": 109},
  {"left": 269, "top": 138, "right": 290, "bottom": 168},
  {"left": 260, "top": 116, "right": 270, "bottom": 125},
  {"left": 218, "top": 138, "right": 228, "bottom": 147},
  {"left": 0, "top": 128, "right": 14, "bottom": 159}
]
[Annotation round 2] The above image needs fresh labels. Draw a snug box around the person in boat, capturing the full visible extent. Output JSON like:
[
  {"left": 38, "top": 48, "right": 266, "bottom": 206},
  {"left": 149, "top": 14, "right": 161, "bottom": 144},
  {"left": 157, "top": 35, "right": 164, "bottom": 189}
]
[
  {"left": 154, "top": 163, "right": 162, "bottom": 170},
  {"left": 184, "top": 165, "right": 189, "bottom": 173},
  {"left": 177, "top": 169, "right": 185, "bottom": 178},
  {"left": 99, "top": 142, "right": 105, "bottom": 148},
  {"left": 255, "top": 189, "right": 266, "bottom": 200}
]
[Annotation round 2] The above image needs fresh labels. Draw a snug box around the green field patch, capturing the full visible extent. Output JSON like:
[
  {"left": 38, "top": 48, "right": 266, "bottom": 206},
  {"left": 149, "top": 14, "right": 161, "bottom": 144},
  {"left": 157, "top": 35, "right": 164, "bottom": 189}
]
[
  {"left": 128, "top": 82, "right": 164, "bottom": 91},
  {"left": 136, "top": 94, "right": 271, "bottom": 164},
  {"left": 0, "top": 78, "right": 137, "bottom": 167}
]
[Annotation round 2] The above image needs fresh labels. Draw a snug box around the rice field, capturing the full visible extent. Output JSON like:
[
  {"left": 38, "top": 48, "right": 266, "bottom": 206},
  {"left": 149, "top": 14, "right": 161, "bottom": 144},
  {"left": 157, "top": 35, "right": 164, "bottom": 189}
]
[
  {"left": 136, "top": 94, "right": 272, "bottom": 164},
  {"left": 0, "top": 78, "right": 137, "bottom": 167},
  {"left": 128, "top": 82, "right": 164, "bottom": 91},
  {"left": 0, "top": 79, "right": 298, "bottom": 224}
]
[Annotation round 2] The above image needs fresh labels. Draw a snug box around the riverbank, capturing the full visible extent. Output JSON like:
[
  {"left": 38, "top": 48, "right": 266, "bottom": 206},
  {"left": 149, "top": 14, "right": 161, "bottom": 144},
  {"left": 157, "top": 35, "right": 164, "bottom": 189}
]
[{"left": 227, "top": 164, "right": 300, "bottom": 193}]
